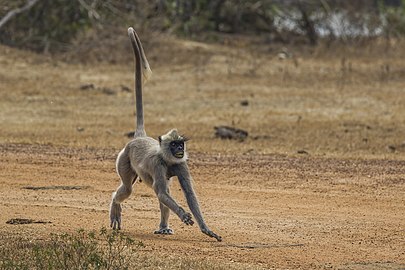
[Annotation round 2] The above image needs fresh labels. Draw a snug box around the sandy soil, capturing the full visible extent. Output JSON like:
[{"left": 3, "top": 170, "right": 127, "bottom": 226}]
[
  {"left": 0, "top": 143, "right": 404, "bottom": 269},
  {"left": 0, "top": 38, "right": 404, "bottom": 269}
]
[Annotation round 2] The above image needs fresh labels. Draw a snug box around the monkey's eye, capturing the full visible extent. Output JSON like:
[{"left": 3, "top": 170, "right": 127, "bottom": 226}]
[{"left": 170, "top": 142, "right": 176, "bottom": 147}]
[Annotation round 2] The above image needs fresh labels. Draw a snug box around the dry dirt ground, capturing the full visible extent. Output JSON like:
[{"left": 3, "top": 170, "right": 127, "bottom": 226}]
[{"left": 0, "top": 36, "right": 404, "bottom": 269}]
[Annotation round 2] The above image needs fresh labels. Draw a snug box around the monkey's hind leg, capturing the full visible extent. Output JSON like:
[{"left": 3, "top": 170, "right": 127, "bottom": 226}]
[
  {"left": 110, "top": 148, "right": 137, "bottom": 230},
  {"left": 154, "top": 202, "right": 173, "bottom": 235}
]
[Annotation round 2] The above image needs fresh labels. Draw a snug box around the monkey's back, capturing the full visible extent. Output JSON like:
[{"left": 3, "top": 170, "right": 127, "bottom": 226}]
[{"left": 126, "top": 137, "right": 162, "bottom": 185}]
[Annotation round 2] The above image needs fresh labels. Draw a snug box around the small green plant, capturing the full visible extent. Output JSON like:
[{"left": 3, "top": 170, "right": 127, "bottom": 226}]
[{"left": 0, "top": 228, "right": 143, "bottom": 270}]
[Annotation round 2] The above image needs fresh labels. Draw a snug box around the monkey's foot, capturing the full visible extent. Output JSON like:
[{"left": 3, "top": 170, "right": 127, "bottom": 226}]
[
  {"left": 154, "top": 228, "right": 174, "bottom": 235},
  {"left": 181, "top": 212, "right": 194, "bottom": 226},
  {"left": 109, "top": 201, "right": 122, "bottom": 230},
  {"left": 202, "top": 228, "right": 222, "bottom": 242}
]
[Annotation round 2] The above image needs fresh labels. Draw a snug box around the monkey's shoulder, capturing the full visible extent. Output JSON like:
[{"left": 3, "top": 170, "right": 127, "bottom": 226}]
[
  {"left": 125, "top": 137, "right": 158, "bottom": 160},
  {"left": 126, "top": 136, "right": 158, "bottom": 149}
]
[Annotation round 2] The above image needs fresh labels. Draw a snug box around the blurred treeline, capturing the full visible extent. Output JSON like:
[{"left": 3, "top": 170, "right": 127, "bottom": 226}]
[{"left": 0, "top": 0, "right": 405, "bottom": 52}]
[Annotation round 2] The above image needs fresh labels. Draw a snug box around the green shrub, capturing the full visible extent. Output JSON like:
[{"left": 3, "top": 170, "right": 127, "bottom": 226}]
[{"left": 0, "top": 228, "right": 142, "bottom": 270}]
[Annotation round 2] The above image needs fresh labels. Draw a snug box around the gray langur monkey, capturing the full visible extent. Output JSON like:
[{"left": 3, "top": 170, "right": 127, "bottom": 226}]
[{"left": 109, "top": 27, "right": 222, "bottom": 242}]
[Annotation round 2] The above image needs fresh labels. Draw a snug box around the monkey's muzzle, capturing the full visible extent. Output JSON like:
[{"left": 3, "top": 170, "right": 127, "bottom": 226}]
[{"left": 174, "top": 151, "right": 184, "bottom": 158}]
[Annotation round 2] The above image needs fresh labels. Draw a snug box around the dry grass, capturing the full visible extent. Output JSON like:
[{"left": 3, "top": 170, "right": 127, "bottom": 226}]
[
  {"left": 0, "top": 229, "right": 259, "bottom": 270},
  {"left": 1, "top": 38, "right": 404, "bottom": 159},
  {"left": 0, "top": 36, "right": 404, "bottom": 269}
]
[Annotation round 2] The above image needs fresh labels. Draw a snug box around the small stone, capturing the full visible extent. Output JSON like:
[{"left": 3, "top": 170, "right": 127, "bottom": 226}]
[
  {"left": 240, "top": 100, "right": 249, "bottom": 106},
  {"left": 79, "top": 83, "right": 94, "bottom": 90}
]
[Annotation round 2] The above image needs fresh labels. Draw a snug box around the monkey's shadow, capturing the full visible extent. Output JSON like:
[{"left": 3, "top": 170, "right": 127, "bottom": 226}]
[
  {"left": 125, "top": 231, "right": 219, "bottom": 244},
  {"left": 120, "top": 231, "right": 305, "bottom": 248},
  {"left": 219, "top": 242, "right": 305, "bottom": 249}
]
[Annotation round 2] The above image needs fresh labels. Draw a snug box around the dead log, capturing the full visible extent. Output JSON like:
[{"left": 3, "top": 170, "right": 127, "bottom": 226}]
[{"left": 214, "top": 126, "right": 248, "bottom": 141}]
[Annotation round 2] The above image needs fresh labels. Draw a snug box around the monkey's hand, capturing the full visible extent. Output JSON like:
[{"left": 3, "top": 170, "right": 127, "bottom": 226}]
[
  {"left": 109, "top": 201, "right": 122, "bottom": 230},
  {"left": 180, "top": 212, "right": 194, "bottom": 226},
  {"left": 202, "top": 228, "right": 222, "bottom": 242}
]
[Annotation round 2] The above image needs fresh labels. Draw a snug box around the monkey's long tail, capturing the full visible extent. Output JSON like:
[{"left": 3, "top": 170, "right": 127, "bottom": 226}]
[
  {"left": 134, "top": 33, "right": 152, "bottom": 84},
  {"left": 128, "top": 27, "right": 151, "bottom": 137}
]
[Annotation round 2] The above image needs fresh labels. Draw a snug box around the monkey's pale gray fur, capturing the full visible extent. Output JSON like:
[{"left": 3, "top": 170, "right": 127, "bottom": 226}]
[{"left": 109, "top": 27, "right": 222, "bottom": 242}]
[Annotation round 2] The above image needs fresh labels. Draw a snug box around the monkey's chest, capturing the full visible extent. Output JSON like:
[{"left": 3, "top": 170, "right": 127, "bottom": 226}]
[{"left": 166, "top": 169, "right": 176, "bottom": 180}]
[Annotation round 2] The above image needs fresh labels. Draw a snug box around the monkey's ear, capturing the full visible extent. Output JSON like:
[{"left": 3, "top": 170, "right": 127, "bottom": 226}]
[
  {"left": 158, "top": 136, "right": 162, "bottom": 145},
  {"left": 182, "top": 135, "right": 190, "bottom": 142}
]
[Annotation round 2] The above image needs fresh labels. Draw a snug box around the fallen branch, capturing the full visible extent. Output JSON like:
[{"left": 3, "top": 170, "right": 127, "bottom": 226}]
[
  {"left": 0, "top": 0, "right": 41, "bottom": 29},
  {"left": 214, "top": 126, "right": 248, "bottom": 141}
]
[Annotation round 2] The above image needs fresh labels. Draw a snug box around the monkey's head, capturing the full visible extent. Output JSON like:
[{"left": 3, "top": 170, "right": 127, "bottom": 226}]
[{"left": 159, "top": 129, "right": 189, "bottom": 163}]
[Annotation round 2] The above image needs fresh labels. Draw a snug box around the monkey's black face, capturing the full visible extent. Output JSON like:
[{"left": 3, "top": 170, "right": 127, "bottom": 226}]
[{"left": 170, "top": 141, "right": 185, "bottom": 159}]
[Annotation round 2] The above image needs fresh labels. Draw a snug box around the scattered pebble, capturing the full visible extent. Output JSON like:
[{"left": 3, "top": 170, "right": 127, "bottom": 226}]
[
  {"left": 387, "top": 145, "right": 396, "bottom": 152},
  {"left": 121, "top": 85, "right": 131, "bottom": 92},
  {"left": 240, "top": 100, "right": 249, "bottom": 106},
  {"left": 101, "top": 87, "right": 116, "bottom": 95},
  {"left": 125, "top": 131, "right": 135, "bottom": 138},
  {"left": 79, "top": 83, "right": 95, "bottom": 90},
  {"left": 297, "top": 150, "right": 309, "bottom": 155}
]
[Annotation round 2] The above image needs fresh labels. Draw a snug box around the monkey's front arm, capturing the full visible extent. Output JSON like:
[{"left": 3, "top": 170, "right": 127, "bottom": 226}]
[
  {"left": 172, "top": 163, "right": 222, "bottom": 242},
  {"left": 153, "top": 168, "right": 194, "bottom": 226}
]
